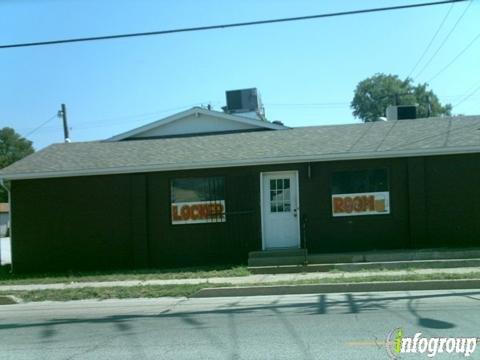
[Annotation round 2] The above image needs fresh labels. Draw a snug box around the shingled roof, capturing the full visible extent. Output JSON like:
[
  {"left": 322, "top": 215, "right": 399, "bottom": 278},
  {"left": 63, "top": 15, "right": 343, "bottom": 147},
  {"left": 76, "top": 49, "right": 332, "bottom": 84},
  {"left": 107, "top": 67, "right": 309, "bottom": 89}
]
[{"left": 1, "top": 116, "right": 480, "bottom": 180}]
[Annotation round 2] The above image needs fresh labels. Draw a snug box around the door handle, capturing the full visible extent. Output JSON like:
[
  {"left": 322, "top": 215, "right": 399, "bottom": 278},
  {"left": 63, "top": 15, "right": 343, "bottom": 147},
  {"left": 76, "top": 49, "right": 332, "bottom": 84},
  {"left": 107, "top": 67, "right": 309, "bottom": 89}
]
[{"left": 293, "top": 208, "right": 299, "bottom": 217}]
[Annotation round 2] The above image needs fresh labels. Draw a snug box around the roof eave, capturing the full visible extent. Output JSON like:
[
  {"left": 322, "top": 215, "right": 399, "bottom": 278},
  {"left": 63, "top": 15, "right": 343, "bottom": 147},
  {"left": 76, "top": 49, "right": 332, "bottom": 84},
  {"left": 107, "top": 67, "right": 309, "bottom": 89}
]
[{"left": 1, "top": 146, "right": 479, "bottom": 181}]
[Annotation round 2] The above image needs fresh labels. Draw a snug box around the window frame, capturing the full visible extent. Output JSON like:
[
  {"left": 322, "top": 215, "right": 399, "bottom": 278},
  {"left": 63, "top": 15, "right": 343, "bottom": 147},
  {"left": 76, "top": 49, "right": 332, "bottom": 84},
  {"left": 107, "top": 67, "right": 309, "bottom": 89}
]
[
  {"left": 169, "top": 175, "right": 226, "bottom": 226},
  {"left": 329, "top": 167, "right": 392, "bottom": 219},
  {"left": 269, "top": 177, "right": 292, "bottom": 213}
]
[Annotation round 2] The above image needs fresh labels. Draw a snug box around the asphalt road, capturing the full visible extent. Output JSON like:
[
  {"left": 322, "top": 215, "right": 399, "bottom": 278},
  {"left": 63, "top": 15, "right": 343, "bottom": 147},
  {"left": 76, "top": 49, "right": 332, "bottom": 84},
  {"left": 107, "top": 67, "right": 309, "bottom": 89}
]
[{"left": 1, "top": 290, "right": 479, "bottom": 359}]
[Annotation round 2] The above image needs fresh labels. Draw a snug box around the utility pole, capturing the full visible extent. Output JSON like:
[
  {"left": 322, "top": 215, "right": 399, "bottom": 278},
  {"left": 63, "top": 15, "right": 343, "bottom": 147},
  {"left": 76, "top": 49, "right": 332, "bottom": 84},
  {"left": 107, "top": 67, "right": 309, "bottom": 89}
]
[{"left": 58, "top": 104, "right": 71, "bottom": 143}]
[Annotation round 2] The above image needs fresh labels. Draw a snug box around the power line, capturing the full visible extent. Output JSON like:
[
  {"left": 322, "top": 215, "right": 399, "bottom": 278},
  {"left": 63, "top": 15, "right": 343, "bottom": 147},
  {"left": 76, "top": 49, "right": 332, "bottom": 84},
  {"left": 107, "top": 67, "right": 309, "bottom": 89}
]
[
  {"left": 389, "top": 119, "right": 480, "bottom": 150},
  {"left": 413, "top": 0, "right": 473, "bottom": 80},
  {"left": 74, "top": 102, "right": 215, "bottom": 128},
  {"left": 427, "top": 30, "right": 480, "bottom": 83},
  {"left": 406, "top": 2, "right": 454, "bottom": 79},
  {"left": 30, "top": 102, "right": 221, "bottom": 133},
  {"left": 24, "top": 114, "right": 57, "bottom": 138},
  {"left": 0, "top": 0, "right": 467, "bottom": 49},
  {"left": 453, "top": 81, "right": 480, "bottom": 107},
  {"left": 265, "top": 102, "right": 350, "bottom": 108}
]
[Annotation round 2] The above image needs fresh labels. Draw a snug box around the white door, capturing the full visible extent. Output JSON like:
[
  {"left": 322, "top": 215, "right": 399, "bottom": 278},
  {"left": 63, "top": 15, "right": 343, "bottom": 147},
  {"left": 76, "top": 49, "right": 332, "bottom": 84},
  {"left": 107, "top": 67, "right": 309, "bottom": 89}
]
[{"left": 261, "top": 171, "right": 300, "bottom": 249}]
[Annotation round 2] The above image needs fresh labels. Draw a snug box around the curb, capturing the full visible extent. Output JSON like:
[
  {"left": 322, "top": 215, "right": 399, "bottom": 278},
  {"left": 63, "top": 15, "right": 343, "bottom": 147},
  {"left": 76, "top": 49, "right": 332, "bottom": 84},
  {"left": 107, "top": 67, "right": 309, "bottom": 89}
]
[{"left": 192, "top": 279, "right": 480, "bottom": 298}]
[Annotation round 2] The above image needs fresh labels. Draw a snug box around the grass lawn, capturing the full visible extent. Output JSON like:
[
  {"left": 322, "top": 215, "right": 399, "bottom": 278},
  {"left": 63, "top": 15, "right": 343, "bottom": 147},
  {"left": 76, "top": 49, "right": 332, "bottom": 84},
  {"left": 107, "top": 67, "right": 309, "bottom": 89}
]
[
  {"left": 0, "top": 283, "right": 230, "bottom": 302},
  {"left": 2, "top": 270, "right": 480, "bottom": 303},
  {"left": 0, "top": 264, "right": 250, "bottom": 285}
]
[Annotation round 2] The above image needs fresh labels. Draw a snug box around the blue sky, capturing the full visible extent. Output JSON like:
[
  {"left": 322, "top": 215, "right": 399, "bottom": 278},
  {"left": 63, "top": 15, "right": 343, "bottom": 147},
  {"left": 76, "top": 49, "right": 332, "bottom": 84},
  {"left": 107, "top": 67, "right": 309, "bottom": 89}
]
[{"left": 1, "top": 0, "right": 479, "bottom": 149}]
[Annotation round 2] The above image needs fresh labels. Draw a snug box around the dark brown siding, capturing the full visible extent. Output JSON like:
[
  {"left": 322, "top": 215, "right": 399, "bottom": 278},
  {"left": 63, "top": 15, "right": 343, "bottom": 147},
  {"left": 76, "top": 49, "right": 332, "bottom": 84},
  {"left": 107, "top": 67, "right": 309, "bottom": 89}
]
[
  {"left": 406, "top": 157, "right": 427, "bottom": 249},
  {"left": 11, "top": 175, "right": 133, "bottom": 272},
  {"left": 422, "top": 154, "right": 480, "bottom": 248},
  {"left": 146, "top": 167, "right": 260, "bottom": 267},
  {"left": 301, "top": 158, "right": 410, "bottom": 253},
  {"left": 9, "top": 153, "right": 480, "bottom": 272}
]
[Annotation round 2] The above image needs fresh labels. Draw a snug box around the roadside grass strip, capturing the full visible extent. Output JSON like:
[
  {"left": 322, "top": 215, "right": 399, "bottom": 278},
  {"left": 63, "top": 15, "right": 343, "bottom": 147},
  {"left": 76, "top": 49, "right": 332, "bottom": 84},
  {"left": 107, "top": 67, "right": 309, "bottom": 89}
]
[
  {"left": 2, "top": 271, "right": 480, "bottom": 303},
  {"left": 0, "top": 284, "right": 229, "bottom": 302},
  {"left": 0, "top": 295, "right": 17, "bottom": 305},
  {"left": 0, "top": 264, "right": 250, "bottom": 285}
]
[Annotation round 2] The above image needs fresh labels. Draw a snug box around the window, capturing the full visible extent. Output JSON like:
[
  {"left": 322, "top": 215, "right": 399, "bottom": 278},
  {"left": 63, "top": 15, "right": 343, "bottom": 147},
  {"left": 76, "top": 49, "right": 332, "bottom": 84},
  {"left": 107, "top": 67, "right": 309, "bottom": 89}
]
[
  {"left": 171, "top": 177, "right": 225, "bottom": 224},
  {"left": 332, "top": 169, "right": 388, "bottom": 194},
  {"left": 270, "top": 178, "right": 291, "bottom": 213},
  {"left": 331, "top": 169, "right": 390, "bottom": 217}
]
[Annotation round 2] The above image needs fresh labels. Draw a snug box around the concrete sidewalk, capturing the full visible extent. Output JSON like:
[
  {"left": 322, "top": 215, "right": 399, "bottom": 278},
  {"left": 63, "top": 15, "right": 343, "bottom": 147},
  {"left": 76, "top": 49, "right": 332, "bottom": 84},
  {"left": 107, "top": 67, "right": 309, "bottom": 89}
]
[{"left": 0, "top": 266, "right": 479, "bottom": 292}]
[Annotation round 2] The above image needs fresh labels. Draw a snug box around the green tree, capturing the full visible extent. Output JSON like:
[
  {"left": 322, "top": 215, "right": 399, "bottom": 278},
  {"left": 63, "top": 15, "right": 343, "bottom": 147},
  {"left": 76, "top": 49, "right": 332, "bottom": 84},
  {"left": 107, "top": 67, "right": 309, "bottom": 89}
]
[
  {"left": 0, "top": 127, "right": 34, "bottom": 201},
  {"left": 351, "top": 73, "right": 452, "bottom": 122}
]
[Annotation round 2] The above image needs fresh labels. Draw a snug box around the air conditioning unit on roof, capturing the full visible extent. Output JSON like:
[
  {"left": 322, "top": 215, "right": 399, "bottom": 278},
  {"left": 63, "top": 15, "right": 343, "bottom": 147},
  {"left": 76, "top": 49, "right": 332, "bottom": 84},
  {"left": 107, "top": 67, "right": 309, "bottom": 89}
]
[
  {"left": 223, "top": 88, "right": 266, "bottom": 120},
  {"left": 386, "top": 105, "right": 417, "bottom": 121}
]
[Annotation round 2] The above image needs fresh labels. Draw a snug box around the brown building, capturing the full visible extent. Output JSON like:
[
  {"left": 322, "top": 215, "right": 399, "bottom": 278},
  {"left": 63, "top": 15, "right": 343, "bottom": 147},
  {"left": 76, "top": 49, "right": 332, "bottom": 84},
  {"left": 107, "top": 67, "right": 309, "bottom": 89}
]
[{"left": 1, "top": 100, "right": 479, "bottom": 272}]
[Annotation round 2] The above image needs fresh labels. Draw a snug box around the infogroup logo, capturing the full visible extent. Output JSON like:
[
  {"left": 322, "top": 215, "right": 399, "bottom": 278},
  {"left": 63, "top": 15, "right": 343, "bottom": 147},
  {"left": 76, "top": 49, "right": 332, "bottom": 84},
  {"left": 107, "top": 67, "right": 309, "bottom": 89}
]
[{"left": 386, "top": 328, "right": 478, "bottom": 358}]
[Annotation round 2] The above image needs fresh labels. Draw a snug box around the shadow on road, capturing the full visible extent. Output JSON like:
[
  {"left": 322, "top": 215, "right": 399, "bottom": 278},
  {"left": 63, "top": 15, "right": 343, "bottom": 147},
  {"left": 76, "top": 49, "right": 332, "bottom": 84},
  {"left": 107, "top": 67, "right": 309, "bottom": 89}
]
[{"left": 1, "top": 290, "right": 479, "bottom": 336}]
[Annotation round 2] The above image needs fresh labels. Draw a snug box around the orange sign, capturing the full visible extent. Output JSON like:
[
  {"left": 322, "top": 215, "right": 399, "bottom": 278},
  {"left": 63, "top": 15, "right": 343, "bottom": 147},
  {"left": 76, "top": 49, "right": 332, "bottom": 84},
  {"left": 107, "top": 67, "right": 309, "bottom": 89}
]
[
  {"left": 171, "top": 201, "right": 226, "bottom": 224},
  {"left": 332, "top": 192, "right": 390, "bottom": 216}
]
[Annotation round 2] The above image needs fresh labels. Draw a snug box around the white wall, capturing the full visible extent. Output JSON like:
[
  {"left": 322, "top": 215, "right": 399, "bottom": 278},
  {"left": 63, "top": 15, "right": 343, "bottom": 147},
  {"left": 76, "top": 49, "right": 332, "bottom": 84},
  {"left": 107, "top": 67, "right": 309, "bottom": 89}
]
[
  {"left": 132, "top": 113, "right": 262, "bottom": 138},
  {"left": 0, "top": 237, "right": 11, "bottom": 265},
  {"left": 0, "top": 213, "right": 8, "bottom": 237}
]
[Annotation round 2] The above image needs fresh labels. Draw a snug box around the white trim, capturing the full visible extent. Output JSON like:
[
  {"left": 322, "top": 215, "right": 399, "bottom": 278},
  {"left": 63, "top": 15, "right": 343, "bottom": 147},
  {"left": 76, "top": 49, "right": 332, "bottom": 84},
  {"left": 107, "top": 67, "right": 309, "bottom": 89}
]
[
  {"left": 260, "top": 172, "right": 265, "bottom": 251},
  {"left": 106, "top": 107, "right": 287, "bottom": 141},
  {"left": 0, "top": 179, "right": 12, "bottom": 270},
  {"left": 293, "top": 170, "right": 301, "bottom": 250},
  {"left": 260, "top": 170, "right": 301, "bottom": 250},
  {"left": 2, "top": 145, "right": 480, "bottom": 181}
]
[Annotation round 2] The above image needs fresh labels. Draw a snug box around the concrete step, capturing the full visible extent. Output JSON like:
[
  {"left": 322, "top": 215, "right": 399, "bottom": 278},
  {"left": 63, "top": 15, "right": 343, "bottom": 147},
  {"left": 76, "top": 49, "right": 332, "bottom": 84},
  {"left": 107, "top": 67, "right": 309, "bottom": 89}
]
[
  {"left": 248, "top": 256, "right": 307, "bottom": 267},
  {"left": 248, "top": 249, "right": 307, "bottom": 266},
  {"left": 248, "top": 258, "right": 480, "bottom": 274},
  {"left": 248, "top": 249, "right": 307, "bottom": 258},
  {"left": 307, "top": 249, "right": 480, "bottom": 264}
]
